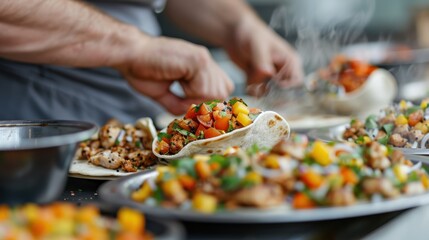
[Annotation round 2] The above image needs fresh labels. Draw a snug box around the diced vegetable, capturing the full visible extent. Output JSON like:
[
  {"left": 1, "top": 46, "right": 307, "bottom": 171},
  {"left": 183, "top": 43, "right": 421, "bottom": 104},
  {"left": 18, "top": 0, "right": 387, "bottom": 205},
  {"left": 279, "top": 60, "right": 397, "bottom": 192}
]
[
  {"left": 301, "top": 171, "right": 324, "bottom": 189},
  {"left": 131, "top": 182, "right": 152, "bottom": 202},
  {"left": 264, "top": 154, "right": 280, "bottom": 169},
  {"left": 185, "top": 104, "right": 198, "bottom": 119},
  {"left": 236, "top": 112, "right": 252, "bottom": 127},
  {"left": 197, "top": 103, "right": 211, "bottom": 115},
  {"left": 204, "top": 127, "right": 222, "bottom": 139},
  {"left": 195, "top": 161, "right": 211, "bottom": 179},
  {"left": 162, "top": 179, "right": 184, "bottom": 198},
  {"left": 340, "top": 167, "right": 358, "bottom": 185},
  {"left": 192, "top": 193, "right": 218, "bottom": 213},
  {"left": 395, "top": 114, "right": 408, "bottom": 125},
  {"left": 232, "top": 101, "right": 249, "bottom": 116},
  {"left": 292, "top": 192, "right": 315, "bottom": 209},
  {"left": 118, "top": 208, "right": 145, "bottom": 234},
  {"left": 311, "top": 141, "right": 333, "bottom": 166},
  {"left": 214, "top": 116, "right": 230, "bottom": 132},
  {"left": 197, "top": 114, "right": 213, "bottom": 128},
  {"left": 393, "top": 165, "right": 407, "bottom": 183},
  {"left": 178, "top": 175, "right": 196, "bottom": 190},
  {"left": 244, "top": 171, "right": 263, "bottom": 184}
]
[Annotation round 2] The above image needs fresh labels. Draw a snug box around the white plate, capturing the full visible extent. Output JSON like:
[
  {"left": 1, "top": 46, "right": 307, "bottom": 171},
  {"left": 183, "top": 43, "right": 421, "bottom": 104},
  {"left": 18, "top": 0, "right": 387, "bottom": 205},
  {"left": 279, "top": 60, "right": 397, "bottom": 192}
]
[
  {"left": 68, "top": 159, "right": 158, "bottom": 180},
  {"left": 308, "top": 125, "right": 429, "bottom": 155},
  {"left": 99, "top": 155, "right": 429, "bottom": 223}
]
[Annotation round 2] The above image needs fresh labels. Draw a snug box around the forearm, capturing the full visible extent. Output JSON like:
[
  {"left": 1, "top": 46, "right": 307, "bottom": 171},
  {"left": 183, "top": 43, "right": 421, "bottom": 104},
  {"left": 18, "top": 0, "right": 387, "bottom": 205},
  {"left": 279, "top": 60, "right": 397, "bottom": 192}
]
[
  {"left": 164, "top": 0, "right": 262, "bottom": 47},
  {"left": 0, "top": 0, "right": 143, "bottom": 67}
]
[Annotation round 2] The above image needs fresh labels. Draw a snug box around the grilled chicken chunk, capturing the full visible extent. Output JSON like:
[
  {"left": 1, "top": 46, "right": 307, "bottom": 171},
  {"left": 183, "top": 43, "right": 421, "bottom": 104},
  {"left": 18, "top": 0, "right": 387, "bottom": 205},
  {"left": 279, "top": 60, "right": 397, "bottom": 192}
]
[{"left": 89, "top": 150, "right": 125, "bottom": 169}]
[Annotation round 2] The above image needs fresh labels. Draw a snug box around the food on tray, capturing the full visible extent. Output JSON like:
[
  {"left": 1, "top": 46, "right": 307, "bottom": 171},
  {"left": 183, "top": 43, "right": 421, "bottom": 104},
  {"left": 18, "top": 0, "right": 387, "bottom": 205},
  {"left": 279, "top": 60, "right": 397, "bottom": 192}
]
[
  {"left": 75, "top": 118, "right": 158, "bottom": 173},
  {"left": 153, "top": 98, "right": 290, "bottom": 160},
  {"left": 317, "top": 55, "right": 377, "bottom": 94},
  {"left": 0, "top": 203, "right": 152, "bottom": 239},
  {"left": 133, "top": 135, "right": 429, "bottom": 212},
  {"left": 343, "top": 99, "right": 429, "bottom": 148},
  {"left": 157, "top": 98, "right": 261, "bottom": 155}
]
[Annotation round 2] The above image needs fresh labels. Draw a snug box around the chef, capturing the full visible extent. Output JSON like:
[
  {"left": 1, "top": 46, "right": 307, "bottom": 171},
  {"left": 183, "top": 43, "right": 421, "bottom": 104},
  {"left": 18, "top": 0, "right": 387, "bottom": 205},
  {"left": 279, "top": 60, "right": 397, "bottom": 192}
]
[{"left": 0, "top": 0, "right": 302, "bottom": 125}]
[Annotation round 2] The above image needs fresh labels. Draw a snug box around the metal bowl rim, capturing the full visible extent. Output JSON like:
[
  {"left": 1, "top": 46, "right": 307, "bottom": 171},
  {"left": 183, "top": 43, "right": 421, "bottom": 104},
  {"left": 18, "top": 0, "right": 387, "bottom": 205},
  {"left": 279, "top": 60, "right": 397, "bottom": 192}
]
[{"left": 0, "top": 120, "right": 97, "bottom": 150}]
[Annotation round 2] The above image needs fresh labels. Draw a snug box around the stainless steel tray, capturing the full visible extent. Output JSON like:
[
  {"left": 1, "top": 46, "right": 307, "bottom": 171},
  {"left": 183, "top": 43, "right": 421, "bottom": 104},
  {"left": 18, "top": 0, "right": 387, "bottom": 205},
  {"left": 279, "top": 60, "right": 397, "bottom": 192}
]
[
  {"left": 308, "top": 125, "right": 429, "bottom": 155},
  {"left": 98, "top": 156, "right": 429, "bottom": 223}
]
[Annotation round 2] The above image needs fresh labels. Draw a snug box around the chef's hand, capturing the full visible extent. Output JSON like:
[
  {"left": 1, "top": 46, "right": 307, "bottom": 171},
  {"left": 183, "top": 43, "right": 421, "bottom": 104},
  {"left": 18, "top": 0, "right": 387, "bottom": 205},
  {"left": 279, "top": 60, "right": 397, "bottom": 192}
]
[
  {"left": 118, "top": 36, "right": 234, "bottom": 115},
  {"left": 224, "top": 16, "right": 303, "bottom": 96}
]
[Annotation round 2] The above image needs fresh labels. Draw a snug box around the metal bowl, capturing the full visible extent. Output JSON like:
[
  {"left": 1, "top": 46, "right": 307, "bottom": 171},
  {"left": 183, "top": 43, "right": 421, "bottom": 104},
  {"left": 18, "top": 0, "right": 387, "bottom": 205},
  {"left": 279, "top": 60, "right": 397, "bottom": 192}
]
[{"left": 0, "top": 120, "right": 97, "bottom": 204}]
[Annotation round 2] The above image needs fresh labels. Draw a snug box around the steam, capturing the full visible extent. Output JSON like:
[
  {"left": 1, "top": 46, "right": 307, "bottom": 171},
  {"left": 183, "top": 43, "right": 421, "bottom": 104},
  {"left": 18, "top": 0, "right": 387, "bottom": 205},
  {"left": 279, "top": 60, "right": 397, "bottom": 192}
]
[
  {"left": 260, "top": 0, "right": 377, "bottom": 116},
  {"left": 270, "top": 0, "right": 375, "bottom": 72}
]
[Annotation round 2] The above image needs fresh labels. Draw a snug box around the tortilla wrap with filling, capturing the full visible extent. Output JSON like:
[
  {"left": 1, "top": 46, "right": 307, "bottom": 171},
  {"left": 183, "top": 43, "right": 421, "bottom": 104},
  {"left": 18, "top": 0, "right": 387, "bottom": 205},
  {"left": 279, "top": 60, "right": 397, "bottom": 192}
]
[{"left": 153, "top": 111, "right": 290, "bottom": 160}]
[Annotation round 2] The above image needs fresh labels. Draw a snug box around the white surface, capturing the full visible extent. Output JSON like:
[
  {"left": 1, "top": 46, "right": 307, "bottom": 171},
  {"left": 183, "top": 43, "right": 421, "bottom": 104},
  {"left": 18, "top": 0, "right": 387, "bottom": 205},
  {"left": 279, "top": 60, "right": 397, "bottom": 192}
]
[{"left": 365, "top": 205, "right": 429, "bottom": 240}]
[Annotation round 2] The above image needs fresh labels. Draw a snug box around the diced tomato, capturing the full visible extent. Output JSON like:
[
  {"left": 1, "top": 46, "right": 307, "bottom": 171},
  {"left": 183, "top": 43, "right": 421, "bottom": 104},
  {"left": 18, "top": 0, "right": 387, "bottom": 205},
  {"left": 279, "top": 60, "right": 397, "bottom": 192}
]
[
  {"left": 212, "top": 102, "right": 226, "bottom": 111},
  {"left": 340, "top": 167, "right": 358, "bottom": 185},
  {"left": 292, "top": 192, "right": 315, "bottom": 209},
  {"left": 212, "top": 110, "right": 221, "bottom": 121},
  {"left": 214, "top": 116, "right": 230, "bottom": 132},
  {"left": 204, "top": 127, "right": 222, "bottom": 139},
  {"left": 300, "top": 171, "right": 324, "bottom": 189},
  {"left": 178, "top": 175, "right": 196, "bottom": 190},
  {"left": 213, "top": 111, "right": 232, "bottom": 122},
  {"left": 185, "top": 104, "right": 198, "bottom": 119},
  {"left": 195, "top": 124, "right": 206, "bottom": 137},
  {"left": 209, "top": 162, "right": 221, "bottom": 172},
  {"left": 197, "top": 114, "right": 213, "bottom": 128},
  {"left": 198, "top": 103, "right": 211, "bottom": 115}
]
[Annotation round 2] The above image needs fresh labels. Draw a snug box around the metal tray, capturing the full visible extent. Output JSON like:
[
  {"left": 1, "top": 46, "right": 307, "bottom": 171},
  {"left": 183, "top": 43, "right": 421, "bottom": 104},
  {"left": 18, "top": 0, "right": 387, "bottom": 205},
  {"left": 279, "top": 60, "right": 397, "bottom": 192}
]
[
  {"left": 98, "top": 157, "right": 429, "bottom": 224},
  {"left": 308, "top": 125, "right": 429, "bottom": 155}
]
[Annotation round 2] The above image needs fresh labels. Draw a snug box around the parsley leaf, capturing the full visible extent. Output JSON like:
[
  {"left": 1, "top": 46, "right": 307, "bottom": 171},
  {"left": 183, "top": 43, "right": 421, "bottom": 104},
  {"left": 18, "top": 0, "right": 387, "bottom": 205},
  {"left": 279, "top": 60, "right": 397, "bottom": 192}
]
[
  {"left": 157, "top": 132, "right": 171, "bottom": 142},
  {"left": 382, "top": 123, "right": 394, "bottom": 135},
  {"left": 365, "top": 115, "right": 378, "bottom": 130},
  {"left": 377, "top": 135, "right": 389, "bottom": 145}
]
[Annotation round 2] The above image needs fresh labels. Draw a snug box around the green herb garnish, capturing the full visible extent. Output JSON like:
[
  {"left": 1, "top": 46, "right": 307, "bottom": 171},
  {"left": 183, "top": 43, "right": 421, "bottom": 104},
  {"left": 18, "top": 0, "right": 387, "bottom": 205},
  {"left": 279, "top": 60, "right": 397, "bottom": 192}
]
[
  {"left": 221, "top": 176, "right": 242, "bottom": 191},
  {"left": 157, "top": 132, "right": 171, "bottom": 142},
  {"left": 365, "top": 115, "right": 378, "bottom": 130},
  {"left": 382, "top": 123, "right": 394, "bottom": 135}
]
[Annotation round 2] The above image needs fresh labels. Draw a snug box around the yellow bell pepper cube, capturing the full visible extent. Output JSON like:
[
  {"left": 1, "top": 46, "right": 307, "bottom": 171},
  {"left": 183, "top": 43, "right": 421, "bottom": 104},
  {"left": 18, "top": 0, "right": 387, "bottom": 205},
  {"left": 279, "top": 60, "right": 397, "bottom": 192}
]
[
  {"left": 264, "top": 154, "right": 280, "bottom": 169},
  {"left": 421, "top": 174, "right": 429, "bottom": 189},
  {"left": 131, "top": 182, "right": 152, "bottom": 202},
  {"left": 192, "top": 193, "right": 218, "bottom": 213},
  {"left": 118, "top": 208, "right": 145, "bottom": 234},
  {"left": 310, "top": 141, "right": 333, "bottom": 166},
  {"left": 237, "top": 112, "right": 252, "bottom": 127},
  {"left": 244, "top": 171, "right": 263, "bottom": 184},
  {"left": 232, "top": 101, "right": 249, "bottom": 116},
  {"left": 395, "top": 114, "right": 408, "bottom": 125},
  {"left": 393, "top": 165, "right": 407, "bottom": 183}
]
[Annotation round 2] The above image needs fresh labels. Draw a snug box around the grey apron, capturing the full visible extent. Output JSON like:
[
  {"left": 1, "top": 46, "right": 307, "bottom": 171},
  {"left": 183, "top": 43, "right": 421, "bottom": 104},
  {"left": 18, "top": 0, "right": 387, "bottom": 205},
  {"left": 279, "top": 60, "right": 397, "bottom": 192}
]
[{"left": 0, "top": 0, "right": 166, "bottom": 125}]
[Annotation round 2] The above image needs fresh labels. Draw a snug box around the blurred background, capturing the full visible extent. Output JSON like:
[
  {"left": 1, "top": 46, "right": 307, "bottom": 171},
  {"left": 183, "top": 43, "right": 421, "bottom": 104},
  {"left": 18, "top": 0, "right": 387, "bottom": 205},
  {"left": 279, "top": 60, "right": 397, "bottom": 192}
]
[{"left": 157, "top": 0, "right": 429, "bottom": 100}]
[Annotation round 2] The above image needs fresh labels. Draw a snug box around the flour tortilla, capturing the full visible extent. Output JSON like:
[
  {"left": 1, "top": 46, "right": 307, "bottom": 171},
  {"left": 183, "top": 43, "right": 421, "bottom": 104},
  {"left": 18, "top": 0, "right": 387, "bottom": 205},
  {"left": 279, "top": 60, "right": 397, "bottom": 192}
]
[
  {"left": 69, "top": 117, "right": 157, "bottom": 178},
  {"left": 153, "top": 111, "right": 290, "bottom": 160}
]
